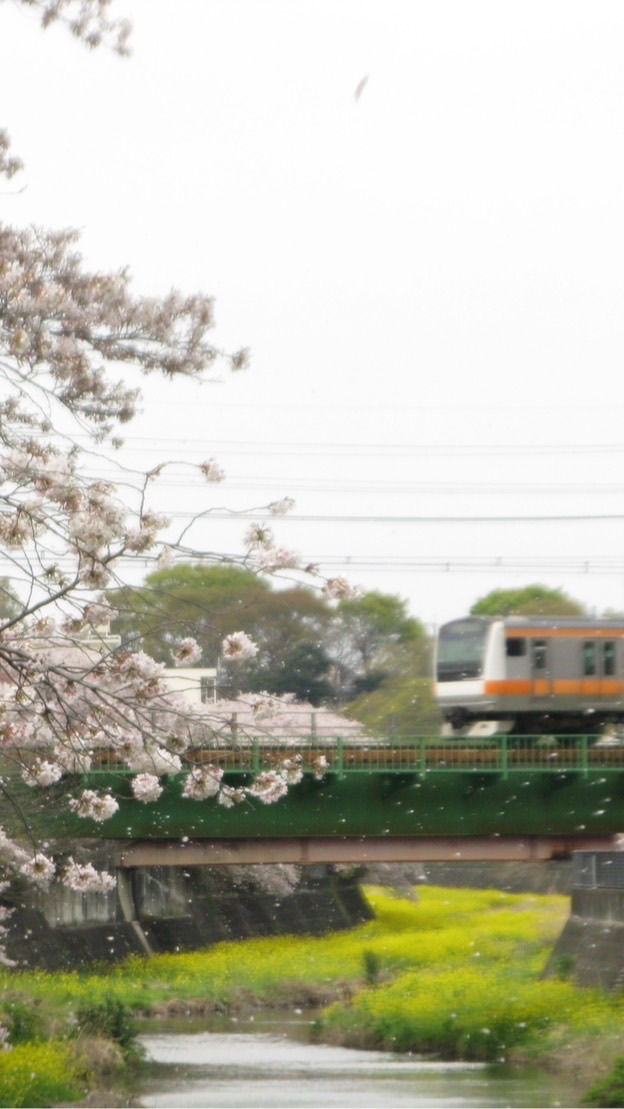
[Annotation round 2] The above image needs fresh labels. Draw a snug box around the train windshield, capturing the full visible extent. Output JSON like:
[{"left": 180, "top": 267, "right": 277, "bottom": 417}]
[{"left": 437, "top": 619, "right": 489, "bottom": 681}]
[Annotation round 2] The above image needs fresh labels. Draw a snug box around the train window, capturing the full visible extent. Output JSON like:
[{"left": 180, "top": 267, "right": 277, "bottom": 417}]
[
  {"left": 532, "top": 640, "right": 547, "bottom": 669},
  {"left": 583, "top": 641, "right": 596, "bottom": 677},
  {"left": 604, "top": 641, "right": 616, "bottom": 677},
  {"left": 506, "top": 638, "right": 526, "bottom": 657},
  {"left": 436, "top": 619, "right": 489, "bottom": 680}
]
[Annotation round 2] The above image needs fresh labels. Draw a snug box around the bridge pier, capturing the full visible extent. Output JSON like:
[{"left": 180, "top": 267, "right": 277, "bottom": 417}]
[{"left": 544, "top": 850, "right": 624, "bottom": 989}]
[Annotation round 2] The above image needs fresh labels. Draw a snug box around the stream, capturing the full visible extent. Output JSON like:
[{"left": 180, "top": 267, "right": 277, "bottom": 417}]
[{"left": 136, "top": 1011, "right": 581, "bottom": 1107}]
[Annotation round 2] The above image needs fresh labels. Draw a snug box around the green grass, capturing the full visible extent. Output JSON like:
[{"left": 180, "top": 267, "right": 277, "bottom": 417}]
[{"left": 0, "top": 1041, "right": 87, "bottom": 1108}]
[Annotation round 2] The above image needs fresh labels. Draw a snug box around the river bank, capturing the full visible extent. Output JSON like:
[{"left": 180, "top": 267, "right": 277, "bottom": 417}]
[{"left": 1, "top": 884, "right": 623, "bottom": 1106}]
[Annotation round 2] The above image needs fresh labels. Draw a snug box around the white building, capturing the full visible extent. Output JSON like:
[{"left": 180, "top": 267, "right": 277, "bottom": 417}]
[{"left": 160, "top": 667, "right": 218, "bottom": 705}]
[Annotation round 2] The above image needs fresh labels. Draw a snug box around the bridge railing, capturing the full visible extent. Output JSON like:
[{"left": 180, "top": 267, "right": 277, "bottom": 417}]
[
  {"left": 6, "top": 735, "right": 624, "bottom": 780},
  {"left": 89, "top": 734, "right": 624, "bottom": 777}
]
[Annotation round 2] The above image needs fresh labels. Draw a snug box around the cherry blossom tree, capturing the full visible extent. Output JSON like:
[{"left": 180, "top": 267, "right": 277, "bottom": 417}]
[{"left": 0, "top": 1, "right": 363, "bottom": 966}]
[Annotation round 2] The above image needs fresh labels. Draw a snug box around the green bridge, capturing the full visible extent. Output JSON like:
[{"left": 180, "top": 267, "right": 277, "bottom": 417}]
[{"left": 36, "top": 735, "right": 624, "bottom": 865}]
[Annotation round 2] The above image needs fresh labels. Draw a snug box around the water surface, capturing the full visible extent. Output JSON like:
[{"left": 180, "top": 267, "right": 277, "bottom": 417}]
[{"left": 137, "top": 1011, "right": 579, "bottom": 1108}]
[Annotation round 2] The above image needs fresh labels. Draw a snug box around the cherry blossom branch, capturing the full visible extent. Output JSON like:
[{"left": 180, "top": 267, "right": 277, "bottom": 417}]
[{"left": 0, "top": 0, "right": 132, "bottom": 54}]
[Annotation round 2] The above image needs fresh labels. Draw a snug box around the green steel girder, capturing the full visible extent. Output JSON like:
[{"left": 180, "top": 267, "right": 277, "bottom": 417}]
[{"left": 37, "top": 764, "right": 624, "bottom": 841}]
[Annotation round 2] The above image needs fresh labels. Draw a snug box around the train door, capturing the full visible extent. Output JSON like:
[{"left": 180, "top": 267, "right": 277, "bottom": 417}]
[
  {"left": 594, "top": 638, "right": 616, "bottom": 696},
  {"left": 583, "top": 638, "right": 617, "bottom": 699},
  {"left": 582, "top": 639, "right": 599, "bottom": 699},
  {"left": 601, "top": 640, "right": 617, "bottom": 697},
  {"left": 530, "top": 637, "right": 551, "bottom": 699}
]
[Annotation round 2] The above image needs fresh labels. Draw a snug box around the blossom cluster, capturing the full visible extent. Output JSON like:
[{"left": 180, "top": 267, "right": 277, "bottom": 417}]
[
  {"left": 19, "top": 852, "right": 56, "bottom": 887},
  {"left": 268, "top": 497, "right": 296, "bottom": 516},
  {"left": 171, "top": 637, "right": 202, "bottom": 667},
  {"left": 247, "top": 770, "right": 289, "bottom": 805},
  {"left": 256, "top": 546, "right": 301, "bottom": 572},
  {"left": 217, "top": 784, "right": 247, "bottom": 808},
  {"left": 312, "top": 754, "right": 329, "bottom": 779},
  {"left": 131, "top": 773, "right": 163, "bottom": 804},
  {"left": 243, "top": 514, "right": 301, "bottom": 574},
  {"left": 181, "top": 765, "right": 224, "bottom": 801},
  {"left": 68, "top": 790, "right": 119, "bottom": 823},
  {"left": 62, "top": 857, "right": 116, "bottom": 893},
  {"left": 22, "top": 0, "right": 132, "bottom": 54},
  {"left": 200, "top": 458, "right": 225, "bottom": 482},
  {"left": 323, "top": 576, "right": 362, "bottom": 601},
  {"left": 222, "top": 631, "right": 258, "bottom": 662},
  {"left": 22, "top": 759, "right": 63, "bottom": 788},
  {"left": 280, "top": 755, "right": 304, "bottom": 785}
]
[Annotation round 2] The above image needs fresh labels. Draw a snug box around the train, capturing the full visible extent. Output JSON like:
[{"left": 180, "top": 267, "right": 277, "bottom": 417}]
[{"left": 434, "top": 615, "right": 624, "bottom": 736}]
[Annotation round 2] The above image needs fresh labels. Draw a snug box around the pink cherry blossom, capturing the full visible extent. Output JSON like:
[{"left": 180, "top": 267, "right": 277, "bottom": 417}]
[
  {"left": 246, "top": 771, "right": 288, "bottom": 805},
  {"left": 131, "top": 773, "right": 163, "bottom": 804},
  {"left": 280, "top": 756, "right": 304, "bottom": 785},
  {"left": 68, "top": 789, "right": 120, "bottom": 823},
  {"left": 62, "top": 857, "right": 116, "bottom": 893},
  {"left": 171, "top": 637, "right": 202, "bottom": 667},
  {"left": 268, "top": 497, "right": 295, "bottom": 515},
  {"left": 322, "top": 576, "right": 362, "bottom": 601},
  {"left": 222, "top": 631, "right": 258, "bottom": 663},
  {"left": 22, "top": 759, "right": 63, "bottom": 788},
  {"left": 256, "top": 546, "right": 301, "bottom": 572},
  {"left": 181, "top": 765, "right": 224, "bottom": 801},
  {"left": 200, "top": 458, "right": 225, "bottom": 482},
  {"left": 19, "top": 853, "right": 56, "bottom": 887}
]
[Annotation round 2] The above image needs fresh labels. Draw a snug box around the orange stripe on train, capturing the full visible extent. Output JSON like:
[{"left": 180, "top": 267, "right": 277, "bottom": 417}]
[
  {"left": 485, "top": 680, "right": 624, "bottom": 697},
  {"left": 484, "top": 681, "right": 532, "bottom": 695},
  {"left": 506, "top": 628, "right": 624, "bottom": 639}
]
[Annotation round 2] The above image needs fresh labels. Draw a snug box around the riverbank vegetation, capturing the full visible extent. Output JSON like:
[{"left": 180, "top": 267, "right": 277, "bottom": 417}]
[{"left": 1, "top": 885, "right": 624, "bottom": 1105}]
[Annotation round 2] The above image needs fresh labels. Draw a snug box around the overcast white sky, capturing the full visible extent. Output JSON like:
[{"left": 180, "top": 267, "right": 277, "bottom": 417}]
[{"left": 4, "top": 0, "right": 624, "bottom": 627}]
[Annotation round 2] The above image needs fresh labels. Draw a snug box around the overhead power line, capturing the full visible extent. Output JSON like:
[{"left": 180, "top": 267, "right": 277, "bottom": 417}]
[
  {"left": 303, "top": 555, "right": 624, "bottom": 575},
  {"left": 1, "top": 554, "right": 624, "bottom": 577},
  {"left": 65, "top": 433, "right": 624, "bottom": 458},
  {"left": 161, "top": 511, "right": 624, "bottom": 524},
  {"left": 77, "top": 468, "right": 624, "bottom": 497}
]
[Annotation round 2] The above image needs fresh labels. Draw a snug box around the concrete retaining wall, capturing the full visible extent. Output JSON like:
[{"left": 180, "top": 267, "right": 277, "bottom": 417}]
[{"left": 1, "top": 854, "right": 372, "bottom": 971}]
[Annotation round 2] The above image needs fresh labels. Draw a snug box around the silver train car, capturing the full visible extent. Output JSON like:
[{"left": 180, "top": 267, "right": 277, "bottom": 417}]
[{"left": 434, "top": 615, "right": 624, "bottom": 736}]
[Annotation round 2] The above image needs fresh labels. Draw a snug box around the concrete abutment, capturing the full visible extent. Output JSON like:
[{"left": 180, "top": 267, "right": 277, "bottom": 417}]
[
  {"left": 544, "top": 851, "right": 624, "bottom": 989},
  {"left": 1, "top": 849, "right": 372, "bottom": 971}
]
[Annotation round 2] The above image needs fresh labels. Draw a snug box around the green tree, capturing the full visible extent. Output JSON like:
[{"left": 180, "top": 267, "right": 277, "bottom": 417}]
[
  {"left": 345, "top": 670, "right": 441, "bottom": 736},
  {"left": 329, "top": 591, "right": 427, "bottom": 700},
  {"left": 470, "top": 584, "right": 587, "bottom": 617},
  {"left": 233, "top": 585, "right": 333, "bottom": 700},
  {"left": 250, "top": 640, "right": 333, "bottom": 705},
  {"left": 109, "top": 564, "right": 333, "bottom": 698},
  {"left": 109, "top": 564, "right": 272, "bottom": 665},
  {"left": 110, "top": 573, "right": 435, "bottom": 708}
]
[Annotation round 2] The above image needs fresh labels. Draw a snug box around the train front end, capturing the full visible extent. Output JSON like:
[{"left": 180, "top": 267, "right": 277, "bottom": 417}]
[{"left": 434, "top": 616, "right": 509, "bottom": 736}]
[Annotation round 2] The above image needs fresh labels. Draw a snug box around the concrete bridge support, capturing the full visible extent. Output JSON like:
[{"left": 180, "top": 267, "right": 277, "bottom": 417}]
[
  {"left": 544, "top": 851, "right": 624, "bottom": 989},
  {"left": 1, "top": 852, "right": 372, "bottom": 971}
]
